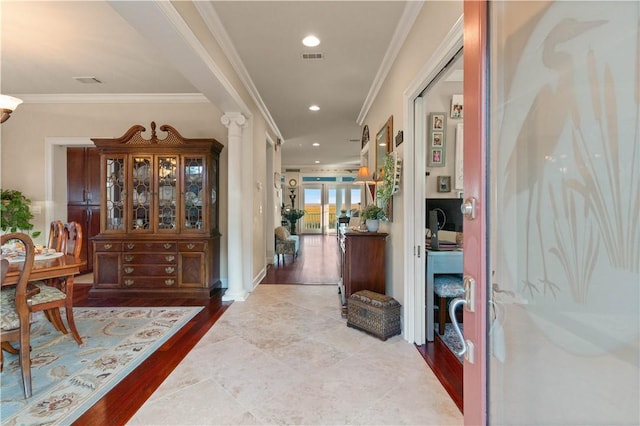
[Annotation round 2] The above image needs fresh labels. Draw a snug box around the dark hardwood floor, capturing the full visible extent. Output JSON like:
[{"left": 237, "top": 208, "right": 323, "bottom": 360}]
[
  {"left": 70, "top": 232, "right": 462, "bottom": 424},
  {"left": 71, "top": 285, "right": 232, "bottom": 425},
  {"left": 416, "top": 336, "right": 464, "bottom": 412},
  {"left": 261, "top": 234, "right": 341, "bottom": 284}
]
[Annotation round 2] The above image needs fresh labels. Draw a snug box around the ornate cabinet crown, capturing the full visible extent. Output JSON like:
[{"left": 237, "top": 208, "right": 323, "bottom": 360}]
[{"left": 90, "top": 122, "right": 223, "bottom": 298}]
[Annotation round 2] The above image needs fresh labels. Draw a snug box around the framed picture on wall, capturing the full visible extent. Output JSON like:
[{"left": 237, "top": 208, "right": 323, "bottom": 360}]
[
  {"left": 427, "top": 112, "right": 446, "bottom": 167},
  {"left": 431, "top": 149, "right": 443, "bottom": 165},
  {"left": 431, "top": 113, "right": 445, "bottom": 130},
  {"left": 450, "top": 94, "right": 463, "bottom": 119},
  {"left": 437, "top": 176, "right": 451, "bottom": 192}
]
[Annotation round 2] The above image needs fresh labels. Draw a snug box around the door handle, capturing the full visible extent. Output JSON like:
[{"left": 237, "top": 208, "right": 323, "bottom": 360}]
[
  {"left": 461, "top": 197, "right": 477, "bottom": 220},
  {"left": 449, "top": 298, "right": 475, "bottom": 363},
  {"left": 449, "top": 298, "right": 467, "bottom": 357}
]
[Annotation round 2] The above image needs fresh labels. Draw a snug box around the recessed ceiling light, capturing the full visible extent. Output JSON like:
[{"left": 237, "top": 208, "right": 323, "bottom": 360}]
[
  {"left": 309, "top": 105, "right": 320, "bottom": 111},
  {"left": 312, "top": 143, "right": 320, "bottom": 147},
  {"left": 314, "top": 160, "right": 320, "bottom": 164},
  {"left": 302, "top": 35, "right": 320, "bottom": 47}
]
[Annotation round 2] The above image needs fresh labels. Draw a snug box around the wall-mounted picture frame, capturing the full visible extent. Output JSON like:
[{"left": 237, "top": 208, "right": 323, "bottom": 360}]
[
  {"left": 437, "top": 176, "right": 451, "bottom": 192},
  {"left": 432, "top": 131, "right": 444, "bottom": 147},
  {"left": 361, "top": 125, "right": 370, "bottom": 150},
  {"left": 431, "top": 113, "right": 445, "bottom": 130},
  {"left": 431, "top": 149, "right": 443, "bottom": 165},
  {"left": 450, "top": 94, "right": 463, "bottom": 119},
  {"left": 376, "top": 116, "right": 394, "bottom": 221},
  {"left": 427, "top": 112, "right": 446, "bottom": 167}
]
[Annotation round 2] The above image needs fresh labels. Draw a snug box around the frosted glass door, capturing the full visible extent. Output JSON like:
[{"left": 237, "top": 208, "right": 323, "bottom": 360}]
[{"left": 487, "top": 2, "right": 639, "bottom": 424}]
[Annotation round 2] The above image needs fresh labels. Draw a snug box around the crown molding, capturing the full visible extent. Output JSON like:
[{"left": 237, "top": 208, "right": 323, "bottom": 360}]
[
  {"left": 194, "top": 2, "right": 284, "bottom": 142},
  {"left": 15, "top": 93, "right": 209, "bottom": 104},
  {"left": 357, "top": 1, "right": 424, "bottom": 125}
]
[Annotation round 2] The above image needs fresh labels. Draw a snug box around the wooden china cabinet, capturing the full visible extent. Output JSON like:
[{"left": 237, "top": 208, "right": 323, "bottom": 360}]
[{"left": 89, "top": 122, "right": 223, "bottom": 299}]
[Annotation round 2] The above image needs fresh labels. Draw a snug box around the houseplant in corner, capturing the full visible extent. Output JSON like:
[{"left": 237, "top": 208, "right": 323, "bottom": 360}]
[
  {"left": 360, "top": 204, "right": 387, "bottom": 232},
  {"left": 0, "top": 189, "right": 41, "bottom": 237}
]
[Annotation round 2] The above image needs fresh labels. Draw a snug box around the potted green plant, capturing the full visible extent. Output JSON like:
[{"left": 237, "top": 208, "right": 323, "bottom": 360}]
[
  {"left": 282, "top": 208, "right": 306, "bottom": 235},
  {"left": 0, "top": 189, "right": 41, "bottom": 237},
  {"left": 360, "top": 204, "right": 387, "bottom": 232}
]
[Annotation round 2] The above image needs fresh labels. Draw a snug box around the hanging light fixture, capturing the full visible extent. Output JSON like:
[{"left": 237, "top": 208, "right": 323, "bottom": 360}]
[{"left": 0, "top": 95, "right": 23, "bottom": 123}]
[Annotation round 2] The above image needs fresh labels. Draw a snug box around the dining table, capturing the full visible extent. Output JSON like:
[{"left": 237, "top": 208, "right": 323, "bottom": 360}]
[{"left": 2, "top": 252, "right": 86, "bottom": 344}]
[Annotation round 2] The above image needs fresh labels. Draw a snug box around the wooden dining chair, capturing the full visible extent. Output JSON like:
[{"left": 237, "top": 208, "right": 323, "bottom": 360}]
[
  {"left": 0, "top": 232, "right": 36, "bottom": 398},
  {"left": 29, "top": 221, "right": 83, "bottom": 345},
  {"left": 47, "top": 220, "right": 64, "bottom": 252}
]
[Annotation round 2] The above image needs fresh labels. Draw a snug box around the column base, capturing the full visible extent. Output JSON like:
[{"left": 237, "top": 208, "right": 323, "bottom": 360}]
[{"left": 222, "top": 289, "right": 249, "bottom": 302}]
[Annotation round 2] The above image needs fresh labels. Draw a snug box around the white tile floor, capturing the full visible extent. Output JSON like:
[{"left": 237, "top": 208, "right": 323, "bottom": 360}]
[{"left": 128, "top": 284, "right": 463, "bottom": 425}]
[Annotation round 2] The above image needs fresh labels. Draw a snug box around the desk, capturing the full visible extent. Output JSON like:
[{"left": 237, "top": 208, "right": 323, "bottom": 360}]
[
  {"left": 426, "top": 249, "right": 463, "bottom": 342},
  {"left": 3, "top": 254, "right": 85, "bottom": 343}
]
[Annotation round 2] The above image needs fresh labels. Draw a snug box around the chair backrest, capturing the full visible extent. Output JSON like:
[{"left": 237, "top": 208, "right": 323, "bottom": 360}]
[
  {"left": 62, "top": 221, "right": 83, "bottom": 258},
  {"left": 1, "top": 259, "right": 9, "bottom": 281},
  {"left": 47, "top": 220, "right": 65, "bottom": 252},
  {"left": 1, "top": 232, "right": 35, "bottom": 312}
]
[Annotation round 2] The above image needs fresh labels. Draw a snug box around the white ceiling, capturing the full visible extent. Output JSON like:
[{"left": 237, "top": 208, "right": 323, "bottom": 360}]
[{"left": 1, "top": 1, "right": 410, "bottom": 170}]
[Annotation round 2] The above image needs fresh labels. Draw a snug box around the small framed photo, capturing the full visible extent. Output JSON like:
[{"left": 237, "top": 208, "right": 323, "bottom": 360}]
[
  {"left": 431, "top": 131, "right": 444, "bottom": 147},
  {"left": 450, "top": 94, "right": 463, "bottom": 119},
  {"left": 431, "top": 149, "right": 443, "bottom": 165},
  {"left": 437, "top": 176, "right": 451, "bottom": 192},
  {"left": 431, "top": 113, "right": 445, "bottom": 130}
]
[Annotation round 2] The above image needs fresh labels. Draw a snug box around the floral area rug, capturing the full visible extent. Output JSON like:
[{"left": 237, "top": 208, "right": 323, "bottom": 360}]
[{"left": 1, "top": 306, "right": 202, "bottom": 425}]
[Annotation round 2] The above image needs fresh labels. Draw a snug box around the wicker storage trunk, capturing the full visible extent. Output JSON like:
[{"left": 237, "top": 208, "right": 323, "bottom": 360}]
[{"left": 347, "top": 290, "right": 401, "bottom": 341}]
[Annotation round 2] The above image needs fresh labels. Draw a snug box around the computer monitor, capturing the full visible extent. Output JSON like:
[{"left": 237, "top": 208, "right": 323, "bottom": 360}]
[{"left": 425, "top": 197, "right": 463, "bottom": 233}]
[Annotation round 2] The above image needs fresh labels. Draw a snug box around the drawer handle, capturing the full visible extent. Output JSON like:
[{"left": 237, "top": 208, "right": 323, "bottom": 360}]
[
  {"left": 165, "top": 266, "right": 175, "bottom": 274},
  {"left": 124, "top": 255, "right": 134, "bottom": 262},
  {"left": 164, "top": 279, "right": 175, "bottom": 286},
  {"left": 124, "top": 267, "right": 134, "bottom": 274},
  {"left": 124, "top": 279, "right": 134, "bottom": 287},
  {"left": 104, "top": 243, "right": 112, "bottom": 250},
  {"left": 165, "top": 255, "right": 175, "bottom": 262},
  {"left": 187, "top": 243, "right": 195, "bottom": 250},
  {"left": 127, "top": 243, "right": 135, "bottom": 250},
  {"left": 164, "top": 243, "right": 172, "bottom": 250}
]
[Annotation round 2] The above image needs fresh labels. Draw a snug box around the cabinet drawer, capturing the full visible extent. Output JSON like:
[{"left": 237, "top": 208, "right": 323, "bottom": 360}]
[
  {"left": 122, "top": 253, "right": 177, "bottom": 264},
  {"left": 95, "top": 241, "right": 122, "bottom": 252},
  {"left": 123, "top": 241, "right": 177, "bottom": 252},
  {"left": 178, "top": 241, "right": 207, "bottom": 252},
  {"left": 122, "top": 277, "right": 178, "bottom": 288},
  {"left": 122, "top": 264, "right": 178, "bottom": 276}
]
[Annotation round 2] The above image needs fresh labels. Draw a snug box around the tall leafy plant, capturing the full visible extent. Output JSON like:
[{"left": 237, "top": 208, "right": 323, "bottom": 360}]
[{"left": 0, "top": 189, "right": 41, "bottom": 237}]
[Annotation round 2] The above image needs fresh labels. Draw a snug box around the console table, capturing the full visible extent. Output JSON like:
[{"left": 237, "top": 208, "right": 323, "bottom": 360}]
[
  {"left": 338, "top": 229, "right": 388, "bottom": 316},
  {"left": 426, "top": 249, "right": 463, "bottom": 341}
]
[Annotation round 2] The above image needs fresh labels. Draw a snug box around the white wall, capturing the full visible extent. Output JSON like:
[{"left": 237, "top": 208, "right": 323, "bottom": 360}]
[{"left": 362, "top": 1, "right": 463, "bottom": 305}]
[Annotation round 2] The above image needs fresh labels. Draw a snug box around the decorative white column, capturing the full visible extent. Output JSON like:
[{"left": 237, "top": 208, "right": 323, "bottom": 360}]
[{"left": 221, "top": 113, "right": 249, "bottom": 301}]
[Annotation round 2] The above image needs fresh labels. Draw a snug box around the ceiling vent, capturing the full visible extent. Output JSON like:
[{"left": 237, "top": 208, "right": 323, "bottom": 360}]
[
  {"left": 301, "top": 52, "right": 324, "bottom": 60},
  {"left": 73, "top": 76, "right": 102, "bottom": 84},
  {"left": 349, "top": 139, "right": 360, "bottom": 143}
]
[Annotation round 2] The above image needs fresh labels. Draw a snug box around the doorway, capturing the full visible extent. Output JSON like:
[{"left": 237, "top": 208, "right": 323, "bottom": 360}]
[
  {"left": 301, "top": 184, "right": 361, "bottom": 235},
  {"left": 402, "top": 14, "right": 465, "bottom": 412}
]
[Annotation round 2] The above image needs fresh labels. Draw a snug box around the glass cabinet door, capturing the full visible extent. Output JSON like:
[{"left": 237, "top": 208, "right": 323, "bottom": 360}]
[
  {"left": 105, "top": 155, "right": 126, "bottom": 231},
  {"left": 131, "top": 156, "right": 152, "bottom": 232},
  {"left": 157, "top": 156, "right": 178, "bottom": 231},
  {"left": 183, "top": 156, "right": 205, "bottom": 231}
]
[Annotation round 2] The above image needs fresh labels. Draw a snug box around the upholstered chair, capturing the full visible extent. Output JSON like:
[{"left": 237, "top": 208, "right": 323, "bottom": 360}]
[
  {"left": 0, "top": 232, "right": 36, "bottom": 398},
  {"left": 274, "top": 226, "right": 299, "bottom": 265}
]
